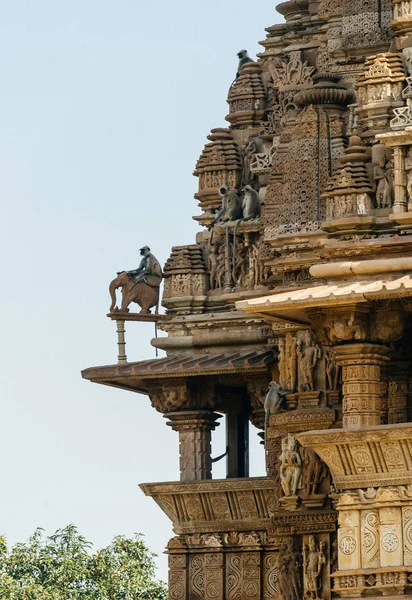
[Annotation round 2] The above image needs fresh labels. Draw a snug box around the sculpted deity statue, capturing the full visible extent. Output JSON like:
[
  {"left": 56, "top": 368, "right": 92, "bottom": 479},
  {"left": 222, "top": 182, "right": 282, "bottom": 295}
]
[
  {"left": 302, "top": 448, "right": 328, "bottom": 497},
  {"left": 277, "top": 538, "right": 302, "bottom": 600},
  {"left": 278, "top": 334, "right": 297, "bottom": 390},
  {"left": 233, "top": 241, "right": 248, "bottom": 287},
  {"left": 325, "top": 347, "right": 340, "bottom": 390},
  {"left": 330, "top": 539, "right": 338, "bottom": 574},
  {"left": 304, "top": 536, "right": 327, "bottom": 600},
  {"left": 216, "top": 245, "right": 226, "bottom": 289},
  {"left": 241, "top": 138, "right": 258, "bottom": 187},
  {"left": 298, "top": 331, "right": 321, "bottom": 392},
  {"left": 286, "top": 333, "right": 297, "bottom": 391},
  {"left": 374, "top": 157, "right": 393, "bottom": 209},
  {"left": 405, "top": 147, "right": 412, "bottom": 204},
  {"left": 279, "top": 435, "right": 302, "bottom": 497},
  {"left": 109, "top": 246, "right": 163, "bottom": 314},
  {"left": 278, "top": 337, "right": 287, "bottom": 388}
]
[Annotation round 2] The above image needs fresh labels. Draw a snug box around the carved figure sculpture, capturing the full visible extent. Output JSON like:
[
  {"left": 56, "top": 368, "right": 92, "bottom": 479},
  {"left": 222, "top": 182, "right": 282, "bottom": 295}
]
[
  {"left": 298, "top": 331, "right": 321, "bottom": 392},
  {"left": 250, "top": 243, "right": 261, "bottom": 288},
  {"left": 330, "top": 540, "right": 338, "bottom": 574},
  {"left": 302, "top": 448, "right": 328, "bottom": 497},
  {"left": 277, "top": 543, "right": 292, "bottom": 600},
  {"left": 236, "top": 49, "right": 253, "bottom": 78},
  {"left": 357, "top": 194, "right": 368, "bottom": 215},
  {"left": 241, "top": 185, "right": 262, "bottom": 220},
  {"left": 208, "top": 243, "right": 219, "bottom": 290},
  {"left": 304, "top": 536, "right": 326, "bottom": 600},
  {"left": 374, "top": 158, "right": 393, "bottom": 208},
  {"left": 403, "top": 47, "right": 412, "bottom": 77},
  {"left": 241, "top": 139, "right": 258, "bottom": 187},
  {"left": 325, "top": 348, "right": 340, "bottom": 390},
  {"left": 405, "top": 147, "right": 412, "bottom": 203},
  {"left": 285, "top": 333, "right": 297, "bottom": 391},
  {"left": 278, "top": 539, "right": 302, "bottom": 600},
  {"left": 216, "top": 245, "right": 226, "bottom": 289},
  {"left": 287, "top": 538, "right": 303, "bottom": 600},
  {"left": 210, "top": 187, "right": 242, "bottom": 228},
  {"left": 279, "top": 435, "right": 302, "bottom": 497},
  {"left": 233, "top": 241, "right": 248, "bottom": 287},
  {"left": 109, "top": 273, "right": 160, "bottom": 314},
  {"left": 278, "top": 337, "right": 287, "bottom": 388},
  {"left": 110, "top": 247, "right": 162, "bottom": 314}
]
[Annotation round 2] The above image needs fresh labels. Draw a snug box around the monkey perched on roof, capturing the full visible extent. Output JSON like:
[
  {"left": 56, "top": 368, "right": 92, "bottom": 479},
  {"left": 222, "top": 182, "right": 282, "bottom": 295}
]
[
  {"left": 236, "top": 49, "right": 254, "bottom": 78},
  {"left": 209, "top": 186, "right": 242, "bottom": 229}
]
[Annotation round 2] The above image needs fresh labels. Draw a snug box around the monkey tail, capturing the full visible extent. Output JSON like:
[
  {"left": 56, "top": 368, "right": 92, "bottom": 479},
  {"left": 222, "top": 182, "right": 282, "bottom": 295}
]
[
  {"left": 209, "top": 228, "right": 214, "bottom": 248},
  {"left": 264, "top": 409, "right": 269, "bottom": 454}
]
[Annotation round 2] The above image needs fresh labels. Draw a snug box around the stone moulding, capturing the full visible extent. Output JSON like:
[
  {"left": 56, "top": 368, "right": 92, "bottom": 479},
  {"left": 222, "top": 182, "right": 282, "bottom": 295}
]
[
  {"left": 269, "top": 407, "right": 335, "bottom": 433},
  {"left": 140, "top": 477, "right": 336, "bottom": 535},
  {"left": 297, "top": 424, "right": 412, "bottom": 490},
  {"left": 333, "top": 567, "right": 412, "bottom": 597}
]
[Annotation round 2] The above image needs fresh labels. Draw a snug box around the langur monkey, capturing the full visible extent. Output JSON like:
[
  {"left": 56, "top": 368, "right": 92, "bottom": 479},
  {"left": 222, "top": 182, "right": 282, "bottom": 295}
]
[
  {"left": 264, "top": 381, "right": 291, "bottom": 450},
  {"left": 236, "top": 49, "right": 253, "bottom": 78},
  {"left": 209, "top": 186, "right": 242, "bottom": 229},
  {"left": 241, "top": 185, "right": 262, "bottom": 221}
]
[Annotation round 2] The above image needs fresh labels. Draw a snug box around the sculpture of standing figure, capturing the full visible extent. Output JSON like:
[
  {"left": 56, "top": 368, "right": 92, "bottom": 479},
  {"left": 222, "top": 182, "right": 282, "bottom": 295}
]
[
  {"left": 251, "top": 243, "right": 261, "bottom": 288},
  {"left": 286, "top": 333, "right": 297, "bottom": 391},
  {"left": 304, "top": 536, "right": 327, "bottom": 600},
  {"left": 277, "top": 539, "right": 303, "bottom": 600},
  {"left": 287, "top": 538, "right": 303, "bottom": 600},
  {"left": 280, "top": 435, "right": 302, "bottom": 497},
  {"left": 216, "top": 245, "right": 226, "bottom": 289},
  {"left": 241, "top": 139, "right": 258, "bottom": 187},
  {"left": 277, "top": 543, "right": 293, "bottom": 600},
  {"left": 405, "top": 148, "right": 412, "bottom": 204},
  {"left": 298, "top": 331, "right": 321, "bottom": 392},
  {"left": 278, "top": 337, "right": 287, "bottom": 389},
  {"left": 330, "top": 540, "right": 338, "bottom": 574},
  {"left": 302, "top": 448, "right": 328, "bottom": 497},
  {"left": 374, "top": 158, "right": 393, "bottom": 208},
  {"left": 325, "top": 348, "right": 340, "bottom": 390}
]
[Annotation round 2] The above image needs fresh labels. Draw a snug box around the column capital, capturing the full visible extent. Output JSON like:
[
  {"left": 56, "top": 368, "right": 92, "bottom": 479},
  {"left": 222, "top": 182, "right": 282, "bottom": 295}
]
[
  {"left": 333, "top": 343, "right": 391, "bottom": 366},
  {"left": 165, "top": 410, "right": 222, "bottom": 433},
  {"left": 148, "top": 380, "right": 216, "bottom": 415},
  {"left": 308, "top": 305, "right": 369, "bottom": 346}
]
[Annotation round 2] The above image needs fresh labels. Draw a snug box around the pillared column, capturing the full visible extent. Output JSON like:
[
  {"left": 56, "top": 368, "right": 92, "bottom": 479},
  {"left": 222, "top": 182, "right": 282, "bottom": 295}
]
[
  {"left": 166, "top": 411, "right": 221, "bottom": 481},
  {"left": 392, "top": 146, "right": 407, "bottom": 214},
  {"left": 387, "top": 361, "right": 409, "bottom": 425},
  {"left": 334, "top": 344, "right": 391, "bottom": 429}
]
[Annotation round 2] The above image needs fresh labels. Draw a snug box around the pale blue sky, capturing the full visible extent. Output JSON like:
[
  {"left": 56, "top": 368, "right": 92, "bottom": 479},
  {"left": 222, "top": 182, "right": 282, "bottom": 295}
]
[{"left": 0, "top": 0, "right": 281, "bottom": 579}]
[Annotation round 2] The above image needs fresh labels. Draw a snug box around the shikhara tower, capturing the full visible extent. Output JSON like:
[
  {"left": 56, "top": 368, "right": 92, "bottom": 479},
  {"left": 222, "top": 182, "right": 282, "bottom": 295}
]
[{"left": 83, "top": 1, "right": 412, "bottom": 598}]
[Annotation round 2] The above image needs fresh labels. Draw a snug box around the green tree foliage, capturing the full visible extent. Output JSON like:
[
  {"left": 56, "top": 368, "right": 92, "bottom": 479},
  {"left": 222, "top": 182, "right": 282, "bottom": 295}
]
[{"left": 0, "top": 525, "right": 167, "bottom": 600}]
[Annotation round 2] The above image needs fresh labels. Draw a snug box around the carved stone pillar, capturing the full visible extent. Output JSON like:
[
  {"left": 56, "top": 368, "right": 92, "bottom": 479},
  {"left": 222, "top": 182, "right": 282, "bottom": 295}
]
[
  {"left": 393, "top": 146, "right": 408, "bottom": 214},
  {"left": 387, "top": 362, "right": 409, "bottom": 425},
  {"left": 166, "top": 411, "right": 221, "bottom": 481},
  {"left": 334, "top": 344, "right": 391, "bottom": 429},
  {"left": 167, "top": 537, "right": 188, "bottom": 600}
]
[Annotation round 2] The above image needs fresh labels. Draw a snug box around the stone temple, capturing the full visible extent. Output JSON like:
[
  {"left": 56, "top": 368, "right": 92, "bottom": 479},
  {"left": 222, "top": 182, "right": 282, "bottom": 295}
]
[{"left": 82, "top": 1, "right": 412, "bottom": 598}]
